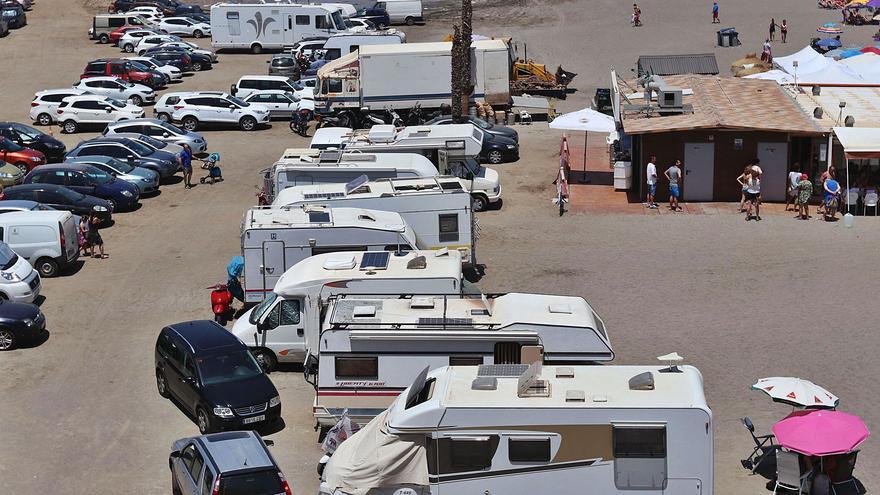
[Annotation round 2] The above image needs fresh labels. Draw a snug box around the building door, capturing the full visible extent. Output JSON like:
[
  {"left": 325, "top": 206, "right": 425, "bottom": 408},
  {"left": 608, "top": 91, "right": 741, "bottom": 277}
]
[
  {"left": 757, "top": 142, "right": 788, "bottom": 202},
  {"left": 683, "top": 143, "right": 715, "bottom": 201}
]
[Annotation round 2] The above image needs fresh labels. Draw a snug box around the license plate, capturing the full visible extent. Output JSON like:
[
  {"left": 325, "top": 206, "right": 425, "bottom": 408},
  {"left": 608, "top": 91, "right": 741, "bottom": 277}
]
[{"left": 242, "top": 415, "right": 265, "bottom": 425}]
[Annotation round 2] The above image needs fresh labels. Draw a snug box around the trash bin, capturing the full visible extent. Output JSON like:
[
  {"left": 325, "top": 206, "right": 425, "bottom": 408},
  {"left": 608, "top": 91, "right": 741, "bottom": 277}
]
[
  {"left": 718, "top": 27, "right": 738, "bottom": 47},
  {"left": 613, "top": 161, "right": 632, "bottom": 190}
]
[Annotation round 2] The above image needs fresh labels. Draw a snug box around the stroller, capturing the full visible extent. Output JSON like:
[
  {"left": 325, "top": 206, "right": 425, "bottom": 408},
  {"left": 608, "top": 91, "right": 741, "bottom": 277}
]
[{"left": 198, "top": 152, "right": 223, "bottom": 184}]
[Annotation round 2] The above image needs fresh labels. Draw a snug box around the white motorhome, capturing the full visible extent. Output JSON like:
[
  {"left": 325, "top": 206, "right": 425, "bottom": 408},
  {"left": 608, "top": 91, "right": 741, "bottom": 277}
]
[
  {"left": 273, "top": 176, "right": 476, "bottom": 261},
  {"left": 241, "top": 204, "right": 417, "bottom": 302},
  {"left": 231, "top": 249, "right": 467, "bottom": 368},
  {"left": 309, "top": 125, "right": 501, "bottom": 211},
  {"left": 319, "top": 364, "right": 712, "bottom": 495},
  {"left": 210, "top": 2, "right": 349, "bottom": 53},
  {"left": 306, "top": 292, "right": 612, "bottom": 427},
  {"left": 264, "top": 150, "right": 438, "bottom": 202},
  {"left": 318, "top": 31, "right": 405, "bottom": 60}
]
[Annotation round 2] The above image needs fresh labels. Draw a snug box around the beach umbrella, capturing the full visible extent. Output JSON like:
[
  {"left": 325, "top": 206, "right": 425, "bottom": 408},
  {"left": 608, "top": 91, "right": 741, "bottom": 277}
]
[
  {"left": 752, "top": 377, "right": 840, "bottom": 409},
  {"left": 818, "top": 22, "right": 844, "bottom": 34},
  {"left": 865, "top": 0, "right": 880, "bottom": 6},
  {"left": 841, "top": 48, "right": 864, "bottom": 58},
  {"left": 816, "top": 38, "right": 843, "bottom": 49},
  {"left": 773, "top": 410, "right": 869, "bottom": 456},
  {"left": 846, "top": 0, "right": 869, "bottom": 5}
]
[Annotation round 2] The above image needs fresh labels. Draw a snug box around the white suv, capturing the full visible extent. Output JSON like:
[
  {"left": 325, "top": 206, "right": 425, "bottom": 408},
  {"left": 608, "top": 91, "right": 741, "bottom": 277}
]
[
  {"left": 170, "top": 93, "right": 270, "bottom": 132},
  {"left": 30, "top": 88, "right": 91, "bottom": 126},
  {"left": 230, "top": 75, "right": 310, "bottom": 100},
  {"left": 74, "top": 77, "right": 155, "bottom": 106},
  {"left": 56, "top": 95, "right": 145, "bottom": 134},
  {"left": 118, "top": 28, "right": 163, "bottom": 52},
  {"left": 135, "top": 34, "right": 181, "bottom": 55},
  {"left": 157, "top": 17, "right": 210, "bottom": 38},
  {"left": 153, "top": 91, "right": 225, "bottom": 123}
]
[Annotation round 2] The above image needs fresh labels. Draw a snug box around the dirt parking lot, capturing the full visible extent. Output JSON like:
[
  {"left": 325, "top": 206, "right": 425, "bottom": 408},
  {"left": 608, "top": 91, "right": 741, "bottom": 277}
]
[{"left": 0, "top": 1, "right": 878, "bottom": 495}]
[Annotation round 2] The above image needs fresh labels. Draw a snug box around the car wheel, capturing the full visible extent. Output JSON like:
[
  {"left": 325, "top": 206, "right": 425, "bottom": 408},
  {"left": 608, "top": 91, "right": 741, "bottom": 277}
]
[
  {"left": 99, "top": 33, "right": 110, "bottom": 44},
  {"left": 107, "top": 199, "right": 117, "bottom": 211},
  {"left": 129, "top": 95, "right": 143, "bottom": 106},
  {"left": 405, "top": 16, "right": 415, "bottom": 25},
  {"left": 252, "top": 348, "right": 278, "bottom": 372},
  {"left": 487, "top": 150, "right": 504, "bottom": 164},
  {"left": 156, "top": 370, "right": 170, "bottom": 398},
  {"left": 239, "top": 116, "right": 257, "bottom": 131},
  {"left": 196, "top": 408, "right": 212, "bottom": 435},
  {"left": 182, "top": 116, "right": 198, "bottom": 131},
  {"left": 251, "top": 43, "right": 262, "bottom": 54},
  {"left": 0, "top": 328, "right": 15, "bottom": 351},
  {"left": 37, "top": 113, "right": 53, "bottom": 126},
  {"left": 14, "top": 162, "right": 29, "bottom": 174},
  {"left": 35, "top": 257, "right": 59, "bottom": 278},
  {"left": 124, "top": 43, "right": 134, "bottom": 53},
  {"left": 472, "top": 194, "right": 489, "bottom": 212},
  {"left": 157, "top": 113, "right": 171, "bottom": 123},
  {"left": 191, "top": 61, "right": 202, "bottom": 71},
  {"left": 62, "top": 120, "right": 78, "bottom": 134},
  {"left": 193, "top": 29, "right": 203, "bottom": 38}
]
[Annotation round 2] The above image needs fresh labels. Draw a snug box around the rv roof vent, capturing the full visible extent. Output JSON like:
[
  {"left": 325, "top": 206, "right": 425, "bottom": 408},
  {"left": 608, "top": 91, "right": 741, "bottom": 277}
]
[
  {"left": 367, "top": 125, "right": 396, "bottom": 142},
  {"left": 518, "top": 363, "right": 550, "bottom": 398},
  {"left": 318, "top": 150, "right": 343, "bottom": 162},
  {"left": 478, "top": 364, "right": 529, "bottom": 377},
  {"left": 548, "top": 304, "right": 572, "bottom": 314},
  {"left": 406, "top": 256, "right": 427, "bottom": 269},
  {"left": 471, "top": 377, "right": 498, "bottom": 391},
  {"left": 410, "top": 297, "right": 435, "bottom": 309},
  {"left": 592, "top": 394, "right": 609, "bottom": 403},
  {"left": 357, "top": 212, "right": 376, "bottom": 221},
  {"left": 565, "top": 389, "right": 586, "bottom": 402},
  {"left": 352, "top": 305, "right": 377, "bottom": 318},
  {"left": 323, "top": 254, "right": 357, "bottom": 270},
  {"left": 629, "top": 371, "right": 655, "bottom": 391},
  {"left": 556, "top": 367, "right": 575, "bottom": 378}
]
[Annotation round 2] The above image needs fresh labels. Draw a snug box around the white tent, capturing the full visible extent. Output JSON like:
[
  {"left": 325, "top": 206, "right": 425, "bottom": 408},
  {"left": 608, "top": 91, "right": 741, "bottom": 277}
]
[
  {"left": 794, "top": 62, "right": 866, "bottom": 86},
  {"left": 839, "top": 53, "right": 880, "bottom": 83},
  {"left": 832, "top": 127, "right": 880, "bottom": 209},
  {"left": 744, "top": 69, "right": 795, "bottom": 84},
  {"left": 775, "top": 46, "right": 831, "bottom": 75}
]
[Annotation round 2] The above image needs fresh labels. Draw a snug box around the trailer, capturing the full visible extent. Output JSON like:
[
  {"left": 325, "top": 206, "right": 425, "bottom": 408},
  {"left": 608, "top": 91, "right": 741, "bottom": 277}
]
[
  {"left": 319, "top": 364, "right": 712, "bottom": 495},
  {"left": 241, "top": 204, "right": 417, "bottom": 302},
  {"left": 210, "top": 2, "right": 349, "bottom": 53}
]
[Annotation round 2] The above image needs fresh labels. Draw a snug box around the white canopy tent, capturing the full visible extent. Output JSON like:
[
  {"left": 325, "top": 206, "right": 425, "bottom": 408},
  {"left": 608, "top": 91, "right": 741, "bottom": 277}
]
[
  {"left": 744, "top": 69, "right": 795, "bottom": 84},
  {"left": 775, "top": 46, "right": 831, "bottom": 75},
  {"left": 839, "top": 53, "right": 880, "bottom": 83},
  {"left": 832, "top": 127, "right": 880, "bottom": 208},
  {"left": 549, "top": 107, "right": 616, "bottom": 178}
]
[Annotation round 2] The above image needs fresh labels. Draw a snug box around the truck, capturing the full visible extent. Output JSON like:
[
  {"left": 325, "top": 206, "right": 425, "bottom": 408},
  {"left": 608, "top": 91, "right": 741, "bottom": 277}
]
[
  {"left": 241, "top": 204, "right": 417, "bottom": 302},
  {"left": 210, "top": 2, "right": 350, "bottom": 53},
  {"left": 314, "top": 39, "right": 511, "bottom": 128}
]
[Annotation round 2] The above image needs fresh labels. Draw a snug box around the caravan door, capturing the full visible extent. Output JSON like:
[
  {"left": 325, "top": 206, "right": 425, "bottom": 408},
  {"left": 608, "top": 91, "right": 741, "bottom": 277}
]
[
  {"left": 283, "top": 13, "right": 299, "bottom": 45},
  {"left": 261, "top": 240, "right": 285, "bottom": 296}
]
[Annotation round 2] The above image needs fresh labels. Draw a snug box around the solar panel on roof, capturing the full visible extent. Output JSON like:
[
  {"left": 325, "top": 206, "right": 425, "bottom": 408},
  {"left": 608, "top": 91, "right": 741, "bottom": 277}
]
[
  {"left": 360, "top": 251, "right": 390, "bottom": 270},
  {"left": 478, "top": 364, "right": 529, "bottom": 377},
  {"left": 308, "top": 211, "right": 331, "bottom": 223},
  {"left": 417, "top": 317, "right": 474, "bottom": 327},
  {"left": 303, "top": 191, "right": 345, "bottom": 200}
]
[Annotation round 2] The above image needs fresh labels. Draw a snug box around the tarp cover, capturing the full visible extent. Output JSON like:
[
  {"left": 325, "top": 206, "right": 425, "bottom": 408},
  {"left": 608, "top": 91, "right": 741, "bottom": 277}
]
[
  {"left": 324, "top": 410, "right": 429, "bottom": 495},
  {"left": 833, "top": 126, "right": 880, "bottom": 158}
]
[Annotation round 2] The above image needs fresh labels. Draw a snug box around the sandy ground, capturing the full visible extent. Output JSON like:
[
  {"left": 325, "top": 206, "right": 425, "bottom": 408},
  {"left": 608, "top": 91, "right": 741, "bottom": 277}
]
[{"left": 0, "top": 1, "right": 878, "bottom": 494}]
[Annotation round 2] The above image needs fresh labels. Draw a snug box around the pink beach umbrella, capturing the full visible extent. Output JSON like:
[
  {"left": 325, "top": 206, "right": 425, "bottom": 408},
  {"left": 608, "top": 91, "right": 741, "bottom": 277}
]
[{"left": 772, "top": 410, "right": 870, "bottom": 456}]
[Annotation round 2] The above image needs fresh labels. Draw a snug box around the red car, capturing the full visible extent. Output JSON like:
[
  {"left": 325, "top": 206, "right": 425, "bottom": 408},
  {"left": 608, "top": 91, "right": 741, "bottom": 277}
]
[
  {"left": 108, "top": 25, "right": 139, "bottom": 46},
  {"left": 0, "top": 136, "right": 46, "bottom": 173},
  {"left": 80, "top": 58, "right": 165, "bottom": 89}
]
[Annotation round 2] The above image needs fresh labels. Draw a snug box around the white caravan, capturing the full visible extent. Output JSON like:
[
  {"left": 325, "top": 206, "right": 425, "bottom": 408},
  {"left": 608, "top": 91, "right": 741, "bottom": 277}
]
[
  {"left": 273, "top": 176, "right": 475, "bottom": 262},
  {"left": 309, "top": 125, "right": 501, "bottom": 211},
  {"left": 306, "top": 292, "right": 612, "bottom": 427},
  {"left": 231, "top": 249, "right": 467, "bottom": 368},
  {"left": 210, "top": 2, "right": 349, "bottom": 53},
  {"left": 241, "top": 204, "right": 417, "bottom": 302},
  {"left": 318, "top": 31, "right": 405, "bottom": 60},
  {"left": 319, "top": 364, "right": 712, "bottom": 495}
]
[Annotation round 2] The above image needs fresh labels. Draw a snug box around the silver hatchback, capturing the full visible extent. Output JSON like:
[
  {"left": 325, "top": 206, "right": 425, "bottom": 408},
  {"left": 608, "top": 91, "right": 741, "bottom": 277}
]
[
  {"left": 102, "top": 118, "right": 208, "bottom": 154},
  {"left": 65, "top": 156, "right": 160, "bottom": 194}
]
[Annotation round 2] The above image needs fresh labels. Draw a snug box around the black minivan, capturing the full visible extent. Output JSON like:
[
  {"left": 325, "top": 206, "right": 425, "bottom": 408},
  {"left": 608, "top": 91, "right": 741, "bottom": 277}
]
[{"left": 155, "top": 320, "right": 282, "bottom": 434}]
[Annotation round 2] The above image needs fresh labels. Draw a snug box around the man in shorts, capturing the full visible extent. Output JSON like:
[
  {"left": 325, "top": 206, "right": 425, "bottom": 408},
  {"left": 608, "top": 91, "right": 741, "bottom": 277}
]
[
  {"left": 645, "top": 155, "right": 658, "bottom": 208},
  {"left": 785, "top": 162, "right": 802, "bottom": 211},
  {"left": 665, "top": 159, "right": 683, "bottom": 211}
]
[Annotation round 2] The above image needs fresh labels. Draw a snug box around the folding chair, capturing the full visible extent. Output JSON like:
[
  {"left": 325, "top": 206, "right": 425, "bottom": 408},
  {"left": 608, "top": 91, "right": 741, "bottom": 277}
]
[
  {"left": 740, "top": 417, "right": 779, "bottom": 474},
  {"left": 774, "top": 449, "right": 810, "bottom": 495},
  {"left": 863, "top": 192, "right": 878, "bottom": 216},
  {"left": 830, "top": 450, "right": 860, "bottom": 495}
]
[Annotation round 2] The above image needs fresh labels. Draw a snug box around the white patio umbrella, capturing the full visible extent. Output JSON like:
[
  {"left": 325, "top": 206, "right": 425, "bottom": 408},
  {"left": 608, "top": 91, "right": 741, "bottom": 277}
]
[
  {"left": 751, "top": 377, "right": 839, "bottom": 409},
  {"left": 549, "top": 108, "right": 616, "bottom": 180}
]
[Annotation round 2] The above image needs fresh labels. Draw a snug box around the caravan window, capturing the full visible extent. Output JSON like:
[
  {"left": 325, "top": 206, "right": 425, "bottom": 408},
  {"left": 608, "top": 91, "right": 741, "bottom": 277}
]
[
  {"left": 279, "top": 300, "right": 301, "bottom": 325},
  {"left": 335, "top": 356, "right": 378, "bottom": 379},
  {"left": 315, "top": 15, "right": 329, "bottom": 29},
  {"left": 613, "top": 426, "right": 666, "bottom": 458},
  {"left": 508, "top": 438, "right": 551, "bottom": 462},
  {"left": 295, "top": 15, "right": 309, "bottom": 25},
  {"left": 438, "top": 214, "right": 459, "bottom": 242},
  {"left": 428, "top": 436, "right": 499, "bottom": 475},
  {"left": 612, "top": 425, "right": 667, "bottom": 490}
]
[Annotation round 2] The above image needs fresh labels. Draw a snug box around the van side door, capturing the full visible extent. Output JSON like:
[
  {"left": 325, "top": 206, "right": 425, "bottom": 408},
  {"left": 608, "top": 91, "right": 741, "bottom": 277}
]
[{"left": 258, "top": 298, "right": 305, "bottom": 363}]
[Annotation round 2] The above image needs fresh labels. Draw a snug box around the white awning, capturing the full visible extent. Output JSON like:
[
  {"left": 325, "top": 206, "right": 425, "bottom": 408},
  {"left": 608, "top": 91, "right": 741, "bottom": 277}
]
[{"left": 833, "top": 127, "right": 880, "bottom": 158}]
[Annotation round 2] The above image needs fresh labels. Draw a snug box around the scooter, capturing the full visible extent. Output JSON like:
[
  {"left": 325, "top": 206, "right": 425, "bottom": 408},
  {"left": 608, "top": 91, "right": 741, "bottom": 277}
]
[
  {"left": 289, "top": 108, "right": 314, "bottom": 136},
  {"left": 208, "top": 283, "right": 233, "bottom": 325}
]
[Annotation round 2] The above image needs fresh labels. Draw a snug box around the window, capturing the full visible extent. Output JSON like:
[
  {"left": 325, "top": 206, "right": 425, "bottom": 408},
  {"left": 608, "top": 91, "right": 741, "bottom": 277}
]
[
  {"left": 324, "top": 78, "right": 342, "bottom": 93},
  {"left": 164, "top": 96, "right": 180, "bottom": 105},
  {"left": 84, "top": 80, "right": 102, "bottom": 88},
  {"left": 180, "top": 444, "right": 197, "bottom": 472},
  {"left": 279, "top": 300, "right": 300, "bottom": 325},
  {"left": 42, "top": 171, "right": 67, "bottom": 185},
  {"left": 449, "top": 356, "right": 483, "bottom": 366},
  {"left": 612, "top": 425, "right": 667, "bottom": 490},
  {"left": 427, "top": 436, "right": 499, "bottom": 475},
  {"left": 264, "top": 303, "right": 280, "bottom": 329},
  {"left": 508, "top": 438, "right": 551, "bottom": 462},
  {"left": 201, "top": 468, "right": 213, "bottom": 495},
  {"left": 69, "top": 172, "right": 89, "bottom": 187},
  {"left": 295, "top": 15, "right": 309, "bottom": 25},
  {"left": 187, "top": 449, "right": 204, "bottom": 483},
  {"left": 116, "top": 124, "right": 141, "bottom": 134},
  {"left": 315, "top": 15, "right": 329, "bottom": 29},
  {"left": 324, "top": 48, "right": 341, "bottom": 60},
  {"left": 335, "top": 356, "right": 378, "bottom": 379},
  {"left": 86, "top": 62, "right": 105, "bottom": 74},
  {"left": 613, "top": 426, "right": 666, "bottom": 458},
  {"left": 110, "top": 64, "right": 125, "bottom": 75},
  {"left": 349, "top": 45, "right": 359, "bottom": 54},
  {"left": 239, "top": 79, "right": 258, "bottom": 89},
  {"left": 109, "top": 18, "right": 126, "bottom": 27},
  {"left": 73, "top": 100, "right": 102, "bottom": 110},
  {"left": 183, "top": 353, "right": 197, "bottom": 378},
  {"left": 226, "top": 11, "right": 239, "bottom": 19},
  {"left": 438, "top": 214, "right": 459, "bottom": 242}
]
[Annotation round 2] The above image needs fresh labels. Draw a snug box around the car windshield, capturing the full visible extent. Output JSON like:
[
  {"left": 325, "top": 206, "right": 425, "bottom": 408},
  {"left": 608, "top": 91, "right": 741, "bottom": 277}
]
[
  {"left": 331, "top": 10, "right": 345, "bottom": 30},
  {"left": 198, "top": 350, "right": 264, "bottom": 386},
  {"left": 129, "top": 61, "right": 152, "bottom": 72},
  {"left": 157, "top": 121, "right": 184, "bottom": 135},
  {"left": 57, "top": 187, "right": 87, "bottom": 202},
  {"left": 272, "top": 57, "right": 295, "bottom": 67},
  {"left": 219, "top": 470, "right": 283, "bottom": 495},
  {"left": 0, "top": 242, "right": 19, "bottom": 271},
  {"left": 227, "top": 96, "right": 249, "bottom": 107},
  {"left": 249, "top": 293, "right": 277, "bottom": 324},
  {"left": 470, "top": 117, "right": 491, "bottom": 130},
  {"left": 11, "top": 123, "right": 42, "bottom": 140},
  {"left": 106, "top": 158, "right": 135, "bottom": 173},
  {"left": 85, "top": 168, "right": 114, "bottom": 184},
  {"left": 124, "top": 140, "right": 153, "bottom": 155},
  {"left": 107, "top": 99, "right": 127, "bottom": 109},
  {"left": 0, "top": 137, "right": 23, "bottom": 152},
  {"left": 137, "top": 135, "right": 166, "bottom": 149}
]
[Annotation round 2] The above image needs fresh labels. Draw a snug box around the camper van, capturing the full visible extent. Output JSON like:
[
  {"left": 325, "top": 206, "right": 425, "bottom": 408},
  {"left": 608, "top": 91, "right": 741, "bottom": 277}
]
[
  {"left": 309, "top": 125, "right": 501, "bottom": 211},
  {"left": 306, "top": 293, "right": 613, "bottom": 427},
  {"left": 240, "top": 204, "right": 417, "bottom": 302},
  {"left": 210, "top": 2, "right": 349, "bottom": 53},
  {"left": 317, "top": 31, "right": 405, "bottom": 60},
  {"left": 273, "top": 176, "right": 475, "bottom": 261},
  {"left": 319, "top": 364, "right": 713, "bottom": 495},
  {"left": 231, "top": 249, "right": 467, "bottom": 369}
]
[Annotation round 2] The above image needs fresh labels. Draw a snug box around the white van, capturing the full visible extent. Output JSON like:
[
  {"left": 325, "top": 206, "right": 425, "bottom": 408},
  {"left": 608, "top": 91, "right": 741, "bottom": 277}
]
[
  {"left": 0, "top": 242, "right": 41, "bottom": 303},
  {"left": 89, "top": 14, "right": 147, "bottom": 43},
  {"left": 0, "top": 211, "right": 80, "bottom": 278},
  {"left": 378, "top": 0, "right": 423, "bottom": 25}
]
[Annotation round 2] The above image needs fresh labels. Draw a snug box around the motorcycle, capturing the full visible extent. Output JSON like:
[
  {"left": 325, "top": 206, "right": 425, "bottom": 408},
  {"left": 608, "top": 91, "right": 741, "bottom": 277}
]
[
  {"left": 315, "top": 113, "right": 346, "bottom": 129},
  {"left": 289, "top": 108, "right": 314, "bottom": 136}
]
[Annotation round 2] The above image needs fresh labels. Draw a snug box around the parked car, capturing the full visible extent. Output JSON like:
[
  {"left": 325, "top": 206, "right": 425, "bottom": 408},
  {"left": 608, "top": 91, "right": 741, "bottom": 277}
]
[
  {"left": 0, "top": 3, "right": 26, "bottom": 29},
  {"left": 90, "top": 14, "right": 148, "bottom": 43},
  {"left": 169, "top": 431, "right": 292, "bottom": 495},
  {"left": 73, "top": 77, "right": 155, "bottom": 106},
  {"left": 55, "top": 95, "right": 145, "bottom": 134},
  {"left": 152, "top": 91, "right": 223, "bottom": 123},
  {"left": 0, "top": 209, "right": 84, "bottom": 276},
  {"left": 230, "top": 75, "right": 310, "bottom": 100},
  {"left": 0, "top": 185, "right": 113, "bottom": 224},
  {"left": 0, "top": 123, "right": 67, "bottom": 163},
  {"left": 29, "top": 89, "right": 92, "bottom": 126},
  {"left": 181, "top": 12, "right": 209, "bottom": 24},
  {"left": 0, "top": 200, "right": 64, "bottom": 215},
  {"left": 66, "top": 137, "right": 179, "bottom": 179},
  {"left": 243, "top": 91, "right": 312, "bottom": 119},
  {"left": 134, "top": 33, "right": 180, "bottom": 54},
  {"left": 0, "top": 160, "right": 25, "bottom": 186},
  {"left": 123, "top": 56, "right": 182, "bottom": 83},
  {"left": 0, "top": 17, "right": 9, "bottom": 38},
  {"left": 171, "top": 93, "right": 270, "bottom": 132},
  {"left": 126, "top": 6, "right": 164, "bottom": 20},
  {"left": 157, "top": 16, "right": 209, "bottom": 37},
  {"left": 267, "top": 54, "right": 300, "bottom": 79},
  {"left": 66, "top": 156, "right": 159, "bottom": 194},
  {"left": 479, "top": 131, "right": 519, "bottom": 164},
  {"left": 0, "top": 137, "right": 45, "bottom": 173},
  {"left": 153, "top": 40, "right": 216, "bottom": 62},
  {"left": 345, "top": 17, "right": 375, "bottom": 31},
  {"left": 118, "top": 28, "right": 164, "bottom": 52},
  {"left": 109, "top": 25, "right": 140, "bottom": 46},
  {"left": 24, "top": 163, "right": 140, "bottom": 211},
  {"left": 146, "top": 50, "right": 191, "bottom": 72},
  {"left": 155, "top": 320, "right": 282, "bottom": 434},
  {"left": 170, "top": 2, "right": 202, "bottom": 16},
  {"left": 103, "top": 118, "right": 207, "bottom": 153},
  {"left": 13, "top": 0, "right": 31, "bottom": 11},
  {"left": 352, "top": 5, "right": 389, "bottom": 28},
  {"left": 81, "top": 58, "right": 165, "bottom": 90},
  {"left": 124, "top": 8, "right": 162, "bottom": 25},
  {"left": 144, "top": 45, "right": 211, "bottom": 71},
  {"left": 0, "top": 241, "right": 40, "bottom": 303},
  {"left": 109, "top": 0, "right": 177, "bottom": 16},
  {"left": 425, "top": 115, "right": 519, "bottom": 143},
  {"left": 0, "top": 298, "right": 45, "bottom": 350}
]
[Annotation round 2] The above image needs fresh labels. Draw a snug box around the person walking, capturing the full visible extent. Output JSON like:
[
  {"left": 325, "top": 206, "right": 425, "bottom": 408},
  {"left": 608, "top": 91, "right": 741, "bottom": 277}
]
[
  {"left": 665, "top": 159, "right": 683, "bottom": 211},
  {"left": 712, "top": 2, "right": 719, "bottom": 23},
  {"left": 786, "top": 163, "right": 802, "bottom": 211},
  {"left": 737, "top": 165, "right": 753, "bottom": 212},
  {"left": 632, "top": 3, "right": 642, "bottom": 26},
  {"left": 88, "top": 211, "right": 106, "bottom": 259},
  {"left": 78, "top": 214, "right": 91, "bottom": 257},
  {"left": 823, "top": 172, "right": 842, "bottom": 221},
  {"left": 645, "top": 155, "right": 659, "bottom": 208},
  {"left": 761, "top": 39, "right": 773, "bottom": 62},
  {"left": 781, "top": 19, "right": 788, "bottom": 43},
  {"left": 181, "top": 143, "right": 194, "bottom": 189},
  {"left": 797, "top": 173, "right": 812, "bottom": 220},
  {"left": 745, "top": 168, "right": 762, "bottom": 221},
  {"left": 769, "top": 18, "right": 776, "bottom": 41}
]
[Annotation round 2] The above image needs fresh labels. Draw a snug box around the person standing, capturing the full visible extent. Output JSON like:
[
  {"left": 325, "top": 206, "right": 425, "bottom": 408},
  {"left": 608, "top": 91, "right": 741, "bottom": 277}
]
[
  {"left": 823, "top": 172, "right": 842, "bottom": 221},
  {"left": 181, "top": 143, "right": 194, "bottom": 189},
  {"left": 737, "top": 165, "right": 753, "bottom": 212},
  {"left": 781, "top": 19, "right": 788, "bottom": 43},
  {"left": 665, "top": 159, "right": 683, "bottom": 211},
  {"left": 88, "top": 211, "right": 106, "bottom": 259},
  {"left": 786, "top": 163, "right": 802, "bottom": 211},
  {"left": 645, "top": 155, "right": 659, "bottom": 208},
  {"left": 761, "top": 39, "right": 773, "bottom": 62},
  {"left": 769, "top": 18, "right": 776, "bottom": 41},
  {"left": 797, "top": 173, "right": 813, "bottom": 220},
  {"left": 78, "top": 214, "right": 91, "bottom": 257},
  {"left": 745, "top": 168, "right": 762, "bottom": 221},
  {"left": 712, "top": 2, "right": 719, "bottom": 23},
  {"left": 632, "top": 3, "right": 642, "bottom": 26}
]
